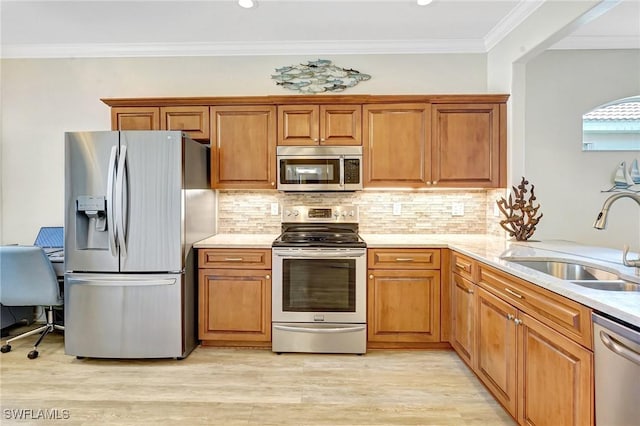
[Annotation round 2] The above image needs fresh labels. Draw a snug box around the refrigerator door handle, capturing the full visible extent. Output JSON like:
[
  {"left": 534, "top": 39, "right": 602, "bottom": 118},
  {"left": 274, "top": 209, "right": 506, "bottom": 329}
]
[
  {"left": 106, "top": 145, "right": 118, "bottom": 256},
  {"left": 115, "top": 145, "right": 128, "bottom": 259},
  {"left": 66, "top": 277, "right": 177, "bottom": 286}
]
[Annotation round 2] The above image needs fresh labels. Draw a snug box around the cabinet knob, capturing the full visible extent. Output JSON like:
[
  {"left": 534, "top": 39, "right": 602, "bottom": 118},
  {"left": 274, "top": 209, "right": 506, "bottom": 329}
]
[
  {"left": 466, "top": 288, "right": 474, "bottom": 294},
  {"left": 433, "top": 180, "right": 438, "bottom": 185},
  {"left": 266, "top": 275, "right": 270, "bottom": 280},
  {"left": 271, "top": 182, "right": 275, "bottom": 186},
  {"left": 369, "top": 274, "right": 374, "bottom": 279},
  {"left": 426, "top": 181, "right": 432, "bottom": 185},
  {"left": 320, "top": 138, "right": 325, "bottom": 142},
  {"left": 514, "top": 318, "right": 523, "bottom": 326},
  {"left": 506, "top": 314, "right": 515, "bottom": 321}
]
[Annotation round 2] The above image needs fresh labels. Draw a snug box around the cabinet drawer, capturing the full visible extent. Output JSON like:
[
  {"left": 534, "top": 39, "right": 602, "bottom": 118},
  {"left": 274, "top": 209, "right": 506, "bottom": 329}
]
[
  {"left": 368, "top": 249, "right": 440, "bottom": 269},
  {"left": 198, "top": 249, "right": 271, "bottom": 269},
  {"left": 478, "top": 264, "right": 592, "bottom": 349},
  {"left": 451, "top": 251, "right": 477, "bottom": 281}
]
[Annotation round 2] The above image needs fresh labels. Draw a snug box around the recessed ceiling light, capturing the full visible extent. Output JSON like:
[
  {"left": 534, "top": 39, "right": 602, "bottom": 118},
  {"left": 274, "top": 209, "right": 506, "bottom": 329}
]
[
  {"left": 238, "top": 0, "right": 256, "bottom": 8},
  {"left": 417, "top": 0, "right": 433, "bottom": 5}
]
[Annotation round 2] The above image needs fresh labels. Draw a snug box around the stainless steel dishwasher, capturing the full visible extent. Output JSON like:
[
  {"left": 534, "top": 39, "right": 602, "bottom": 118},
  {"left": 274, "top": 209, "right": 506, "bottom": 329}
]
[{"left": 593, "top": 313, "right": 640, "bottom": 425}]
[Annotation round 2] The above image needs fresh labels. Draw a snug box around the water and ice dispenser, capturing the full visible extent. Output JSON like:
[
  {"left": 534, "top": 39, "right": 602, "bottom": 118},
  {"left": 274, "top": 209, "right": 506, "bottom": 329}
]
[{"left": 75, "top": 195, "right": 108, "bottom": 249}]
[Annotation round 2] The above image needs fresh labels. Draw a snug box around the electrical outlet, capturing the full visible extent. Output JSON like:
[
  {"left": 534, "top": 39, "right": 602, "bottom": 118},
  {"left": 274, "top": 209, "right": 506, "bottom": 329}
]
[
  {"left": 393, "top": 202, "right": 402, "bottom": 216},
  {"left": 452, "top": 202, "right": 465, "bottom": 216},
  {"left": 270, "top": 203, "right": 279, "bottom": 215}
]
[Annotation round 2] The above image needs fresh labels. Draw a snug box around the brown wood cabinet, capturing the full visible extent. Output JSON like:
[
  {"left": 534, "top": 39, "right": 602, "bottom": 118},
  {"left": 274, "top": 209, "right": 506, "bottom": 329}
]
[
  {"left": 110, "top": 106, "right": 210, "bottom": 141},
  {"left": 362, "top": 103, "right": 431, "bottom": 188},
  {"left": 468, "top": 258, "right": 594, "bottom": 425},
  {"left": 431, "top": 103, "right": 505, "bottom": 187},
  {"left": 103, "top": 94, "right": 509, "bottom": 190},
  {"left": 449, "top": 250, "right": 594, "bottom": 425},
  {"left": 450, "top": 261, "right": 477, "bottom": 369},
  {"left": 210, "top": 105, "right": 277, "bottom": 189},
  {"left": 367, "top": 249, "right": 441, "bottom": 348},
  {"left": 277, "top": 104, "right": 361, "bottom": 146},
  {"left": 111, "top": 106, "right": 160, "bottom": 131},
  {"left": 198, "top": 249, "right": 272, "bottom": 346}
]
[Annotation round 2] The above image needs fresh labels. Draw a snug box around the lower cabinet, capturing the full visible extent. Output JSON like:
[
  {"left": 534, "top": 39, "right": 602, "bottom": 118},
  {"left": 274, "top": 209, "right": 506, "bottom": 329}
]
[
  {"left": 367, "top": 249, "right": 442, "bottom": 347},
  {"left": 198, "top": 249, "right": 272, "bottom": 346},
  {"left": 452, "top": 250, "right": 594, "bottom": 426}
]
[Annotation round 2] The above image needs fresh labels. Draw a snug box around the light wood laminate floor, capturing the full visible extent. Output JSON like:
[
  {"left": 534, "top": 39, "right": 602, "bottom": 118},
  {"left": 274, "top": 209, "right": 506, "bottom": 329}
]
[{"left": 0, "top": 329, "right": 515, "bottom": 425}]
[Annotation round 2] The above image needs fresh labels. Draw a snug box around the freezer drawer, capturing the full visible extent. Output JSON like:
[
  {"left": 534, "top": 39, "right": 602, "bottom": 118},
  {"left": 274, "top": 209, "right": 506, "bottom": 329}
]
[{"left": 65, "top": 273, "right": 191, "bottom": 359}]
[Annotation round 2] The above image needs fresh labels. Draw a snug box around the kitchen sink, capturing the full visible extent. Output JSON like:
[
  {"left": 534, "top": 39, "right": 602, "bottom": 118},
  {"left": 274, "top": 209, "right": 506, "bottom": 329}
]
[
  {"left": 502, "top": 258, "right": 640, "bottom": 292},
  {"left": 507, "top": 259, "right": 620, "bottom": 281}
]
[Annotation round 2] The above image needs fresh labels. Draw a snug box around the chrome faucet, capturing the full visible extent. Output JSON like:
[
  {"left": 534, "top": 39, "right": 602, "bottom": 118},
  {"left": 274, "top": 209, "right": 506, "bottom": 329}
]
[{"left": 594, "top": 192, "right": 640, "bottom": 268}]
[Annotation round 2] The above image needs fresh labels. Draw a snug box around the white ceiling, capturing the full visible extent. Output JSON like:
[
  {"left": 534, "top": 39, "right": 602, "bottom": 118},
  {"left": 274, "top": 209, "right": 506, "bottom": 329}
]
[{"left": 1, "top": 0, "right": 638, "bottom": 58}]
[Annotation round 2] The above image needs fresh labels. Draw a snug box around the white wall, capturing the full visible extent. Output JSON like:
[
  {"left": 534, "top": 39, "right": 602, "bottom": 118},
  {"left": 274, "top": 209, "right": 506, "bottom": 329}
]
[
  {"left": 0, "top": 54, "right": 487, "bottom": 244},
  {"left": 524, "top": 49, "right": 640, "bottom": 250}
]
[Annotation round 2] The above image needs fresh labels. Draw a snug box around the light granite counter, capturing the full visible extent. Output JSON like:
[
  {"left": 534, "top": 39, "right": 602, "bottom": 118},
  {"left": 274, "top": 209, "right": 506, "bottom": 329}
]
[
  {"left": 362, "top": 233, "right": 640, "bottom": 328},
  {"left": 194, "top": 232, "right": 640, "bottom": 328},
  {"left": 194, "top": 233, "right": 278, "bottom": 249}
]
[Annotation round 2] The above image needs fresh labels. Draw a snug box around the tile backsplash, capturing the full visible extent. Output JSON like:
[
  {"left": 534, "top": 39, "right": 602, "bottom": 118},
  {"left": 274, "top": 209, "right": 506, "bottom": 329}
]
[{"left": 217, "top": 190, "right": 507, "bottom": 237}]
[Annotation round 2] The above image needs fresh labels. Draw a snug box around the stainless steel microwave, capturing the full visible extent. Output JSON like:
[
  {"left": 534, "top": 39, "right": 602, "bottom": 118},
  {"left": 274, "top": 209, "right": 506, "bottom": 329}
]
[{"left": 276, "top": 146, "right": 363, "bottom": 191}]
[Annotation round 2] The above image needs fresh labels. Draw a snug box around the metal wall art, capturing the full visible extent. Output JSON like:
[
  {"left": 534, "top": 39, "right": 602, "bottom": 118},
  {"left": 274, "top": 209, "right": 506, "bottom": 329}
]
[
  {"left": 271, "top": 59, "right": 371, "bottom": 94},
  {"left": 496, "top": 177, "right": 543, "bottom": 241}
]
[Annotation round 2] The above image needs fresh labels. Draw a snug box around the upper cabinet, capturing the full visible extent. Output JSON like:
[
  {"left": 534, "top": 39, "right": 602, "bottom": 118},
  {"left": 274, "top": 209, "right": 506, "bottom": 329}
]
[
  {"left": 363, "top": 103, "right": 431, "bottom": 188},
  {"left": 102, "top": 94, "right": 508, "bottom": 190},
  {"left": 210, "top": 105, "right": 277, "bottom": 190},
  {"left": 431, "top": 103, "right": 505, "bottom": 188},
  {"left": 111, "top": 107, "right": 160, "bottom": 131},
  {"left": 277, "top": 104, "right": 361, "bottom": 146},
  {"left": 110, "top": 105, "right": 210, "bottom": 142}
]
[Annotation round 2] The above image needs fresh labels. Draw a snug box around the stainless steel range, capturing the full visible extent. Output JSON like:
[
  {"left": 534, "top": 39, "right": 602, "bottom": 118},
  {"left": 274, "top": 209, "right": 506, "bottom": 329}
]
[{"left": 272, "top": 205, "right": 367, "bottom": 354}]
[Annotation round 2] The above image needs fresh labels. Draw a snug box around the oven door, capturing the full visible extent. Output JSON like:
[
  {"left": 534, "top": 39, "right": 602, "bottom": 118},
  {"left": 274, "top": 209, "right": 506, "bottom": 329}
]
[{"left": 272, "top": 248, "right": 366, "bottom": 323}]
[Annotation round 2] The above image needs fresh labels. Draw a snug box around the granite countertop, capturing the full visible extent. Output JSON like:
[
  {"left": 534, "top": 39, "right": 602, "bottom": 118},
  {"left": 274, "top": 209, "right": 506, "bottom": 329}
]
[
  {"left": 194, "top": 233, "right": 279, "bottom": 248},
  {"left": 363, "top": 234, "right": 640, "bottom": 328},
  {"left": 194, "top": 233, "right": 640, "bottom": 328}
]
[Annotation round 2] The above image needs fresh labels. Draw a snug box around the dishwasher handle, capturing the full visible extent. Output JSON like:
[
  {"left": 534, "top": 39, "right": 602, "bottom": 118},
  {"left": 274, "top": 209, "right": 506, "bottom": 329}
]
[{"left": 600, "top": 330, "right": 640, "bottom": 367}]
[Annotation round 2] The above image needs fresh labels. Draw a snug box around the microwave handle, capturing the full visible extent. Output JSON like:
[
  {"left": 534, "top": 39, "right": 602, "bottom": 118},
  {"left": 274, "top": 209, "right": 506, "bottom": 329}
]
[{"left": 340, "top": 157, "right": 345, "bottom": 188}]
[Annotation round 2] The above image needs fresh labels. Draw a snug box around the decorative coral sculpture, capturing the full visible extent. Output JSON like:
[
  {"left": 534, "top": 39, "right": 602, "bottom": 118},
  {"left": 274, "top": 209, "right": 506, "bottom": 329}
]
[{"left": 496, "top": 177, "right": 543, "bottom": 241}]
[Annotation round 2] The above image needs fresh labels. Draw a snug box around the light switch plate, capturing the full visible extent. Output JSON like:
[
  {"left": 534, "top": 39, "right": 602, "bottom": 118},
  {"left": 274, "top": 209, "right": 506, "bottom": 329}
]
[
  {"left": 393, "top": 202, "right": 402, "bottom": 216},
  {"left": 270, "top": 203, "right": 279, "bottom": 215},
  {"left": 452, "top": 202, "right": 465, "bottom": 216}
]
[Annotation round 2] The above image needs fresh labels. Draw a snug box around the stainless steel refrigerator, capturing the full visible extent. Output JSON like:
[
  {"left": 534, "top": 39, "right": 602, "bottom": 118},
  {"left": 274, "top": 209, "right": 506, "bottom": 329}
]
[{"left": 64, "top": 131, "right": 215, "bottom": 359}]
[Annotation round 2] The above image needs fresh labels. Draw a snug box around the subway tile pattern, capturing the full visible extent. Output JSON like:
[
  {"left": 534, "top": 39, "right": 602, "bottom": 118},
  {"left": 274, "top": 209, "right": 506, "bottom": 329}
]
[{"left": 217, "top": 190, "right": 508, "bottom": 236}]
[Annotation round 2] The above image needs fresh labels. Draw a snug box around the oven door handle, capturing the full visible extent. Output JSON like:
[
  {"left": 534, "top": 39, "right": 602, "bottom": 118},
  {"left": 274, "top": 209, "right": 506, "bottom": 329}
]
[
  {"left": 273, "top": 324, "right": 366, "bottom": 334},
  {"left": 273, "top": 250, "right": 365, "bottom": 258}
]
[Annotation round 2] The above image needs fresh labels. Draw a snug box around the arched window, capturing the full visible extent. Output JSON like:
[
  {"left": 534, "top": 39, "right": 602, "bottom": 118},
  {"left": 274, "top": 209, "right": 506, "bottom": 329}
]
[{"left": 582, "top": 96, "right": 640, "bottom": 151}]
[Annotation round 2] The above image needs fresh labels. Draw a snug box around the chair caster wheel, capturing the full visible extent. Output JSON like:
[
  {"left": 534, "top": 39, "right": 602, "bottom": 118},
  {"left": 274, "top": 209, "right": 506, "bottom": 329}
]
[
  {"left": 1, "top": 344, "right": 11, "bottom": 353},
  {"left": 27, "top": 350, "right": 39, "bottom": 359}
]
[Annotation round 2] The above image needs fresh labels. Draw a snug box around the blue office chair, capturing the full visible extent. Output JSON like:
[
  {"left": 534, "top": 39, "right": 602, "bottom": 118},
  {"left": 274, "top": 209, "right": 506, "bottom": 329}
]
[{"left": 0, "top": 246, "right": 64, "bottom": 359}]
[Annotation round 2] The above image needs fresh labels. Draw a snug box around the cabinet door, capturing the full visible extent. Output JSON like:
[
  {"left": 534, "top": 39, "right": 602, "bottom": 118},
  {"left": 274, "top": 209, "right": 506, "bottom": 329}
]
[
  {"left": 363, "top": 103, "right": 431, "bottom": 188},
  {"left": 160, "top": 106, "right": 209, "bottom": 141},
  {"left": 367, "top": 269, "right": 441, "bottom": 343},
  {"left": 111, "top": 107, "right": 160, "bottom": 130},
  {"left": 451, "top": 273, "right": 475, "bottom": 368},
  {"left": 517, "top": 312, "right": 593, "bottom": 426},
  {"left": 320, "top": 105, "right": 362, "bottom": 145},
  {"left": 476, "top": 287, "right": 518, "bottom": 417},
  {"left": 198, "top": 268, "right": 271, "bottom": 342},
  {"left": 210, "top": 106, "right": 277, "bottom": 189},
  {"left": 277, "top": 105, "right": 319, "bottom": 145},
  {"left": 431, "top": 103, "right": 502, "bottom": 187}
]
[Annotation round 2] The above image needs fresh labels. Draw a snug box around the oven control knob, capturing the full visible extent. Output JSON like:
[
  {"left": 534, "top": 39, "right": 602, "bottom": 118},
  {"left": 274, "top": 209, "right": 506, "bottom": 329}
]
[
  {"left": 333, "top": 211, "right": 340, "bottom": 218},
  {"left": 349, "top": 210, "right": 355, "bottom": 217},
  {"left": 293, "top": 210, "right": 299, "bottom": 216}
]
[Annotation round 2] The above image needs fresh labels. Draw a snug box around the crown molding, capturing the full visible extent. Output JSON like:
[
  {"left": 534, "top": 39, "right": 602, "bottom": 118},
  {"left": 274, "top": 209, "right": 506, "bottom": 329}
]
[
  {"left": 483, "top": 0, "right": 545, "bottom": 51},
  {"left": 1, "top": 39, "right": 488, "bottom": 59}
]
